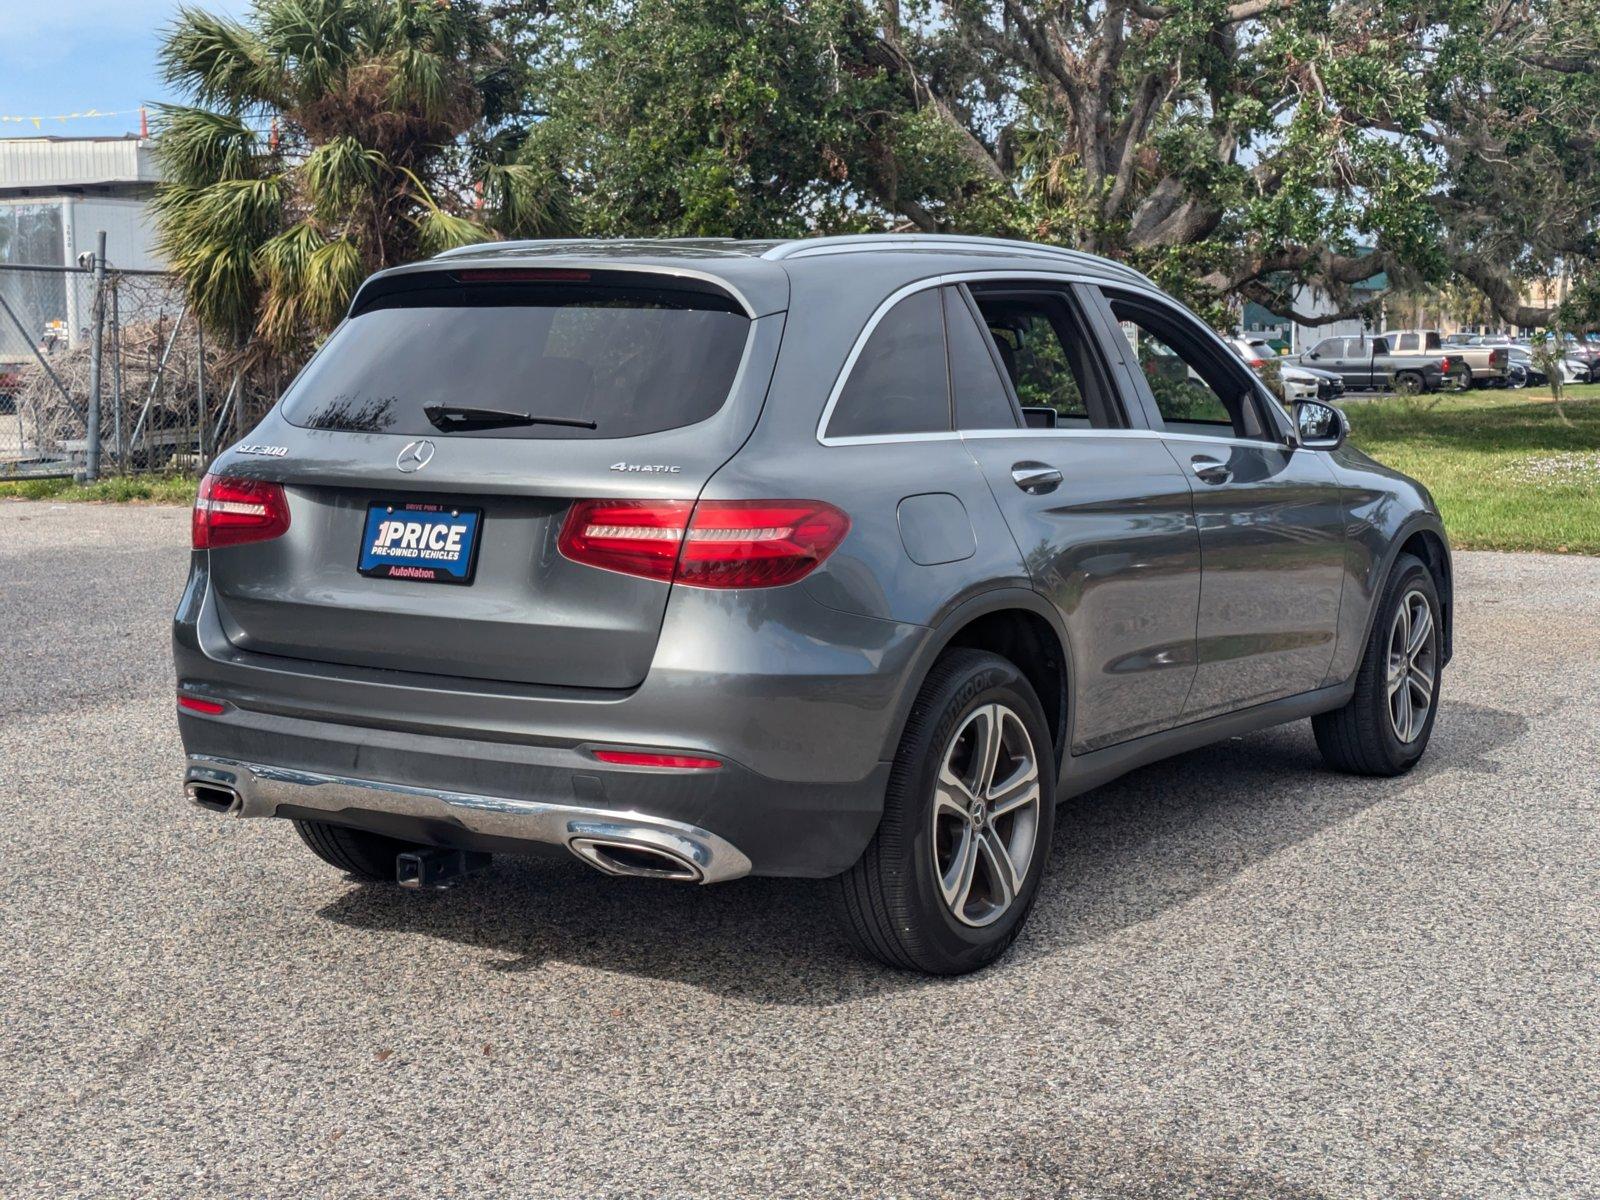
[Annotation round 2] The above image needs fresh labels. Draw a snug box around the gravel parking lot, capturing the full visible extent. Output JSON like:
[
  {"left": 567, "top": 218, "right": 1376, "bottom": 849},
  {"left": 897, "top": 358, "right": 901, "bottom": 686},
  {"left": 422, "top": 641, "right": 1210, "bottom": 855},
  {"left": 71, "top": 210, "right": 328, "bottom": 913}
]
[{"left": 2, "top": 500, "right": 1597, "bottom": 1199}]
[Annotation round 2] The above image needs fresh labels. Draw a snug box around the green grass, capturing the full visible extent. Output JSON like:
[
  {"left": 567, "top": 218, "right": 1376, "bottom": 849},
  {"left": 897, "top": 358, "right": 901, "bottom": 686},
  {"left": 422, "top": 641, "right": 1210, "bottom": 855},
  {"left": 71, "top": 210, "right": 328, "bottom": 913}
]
[
  {"left": 0, "top": 474, "right": 198, "bottom": 505},
  {"left": 1346, "top": 383, "right": 1600, "bottom": 555}
]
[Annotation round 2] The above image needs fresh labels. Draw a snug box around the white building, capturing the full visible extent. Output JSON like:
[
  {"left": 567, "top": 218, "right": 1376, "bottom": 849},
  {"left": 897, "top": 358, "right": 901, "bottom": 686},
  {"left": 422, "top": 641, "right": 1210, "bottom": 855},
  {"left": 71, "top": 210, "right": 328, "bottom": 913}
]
[
  {"left": 0, "top": 135, "right": 164, "bottom": 267},
  {"left": 0, "top": 135, "right": 165, "bottom": 354}
]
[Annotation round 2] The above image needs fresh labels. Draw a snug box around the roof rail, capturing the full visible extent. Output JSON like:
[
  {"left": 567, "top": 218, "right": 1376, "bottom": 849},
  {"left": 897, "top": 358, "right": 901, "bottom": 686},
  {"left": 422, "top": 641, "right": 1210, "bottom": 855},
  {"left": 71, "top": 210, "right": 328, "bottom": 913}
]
[
  {"left": 432, "top": 236, "right": 772, "bottom": 261},
  {"left": 761, "top": 234, "right": 1151, "bottom": 282}
]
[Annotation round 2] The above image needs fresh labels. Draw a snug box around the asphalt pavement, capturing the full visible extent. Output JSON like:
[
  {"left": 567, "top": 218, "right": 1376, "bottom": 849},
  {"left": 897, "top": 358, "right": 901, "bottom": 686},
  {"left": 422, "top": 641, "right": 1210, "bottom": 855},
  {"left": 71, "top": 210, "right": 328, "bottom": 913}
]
[{"left": 2, "top": 499, "right": 1596, "bottom": 1199}]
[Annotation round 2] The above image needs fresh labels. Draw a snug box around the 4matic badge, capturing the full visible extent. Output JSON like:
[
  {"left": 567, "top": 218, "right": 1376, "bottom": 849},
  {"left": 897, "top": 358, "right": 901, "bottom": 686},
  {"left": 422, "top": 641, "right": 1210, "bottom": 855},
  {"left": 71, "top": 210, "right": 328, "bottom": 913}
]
[{"left": 609, "top": 462, "right": 682, "bottom": 473}]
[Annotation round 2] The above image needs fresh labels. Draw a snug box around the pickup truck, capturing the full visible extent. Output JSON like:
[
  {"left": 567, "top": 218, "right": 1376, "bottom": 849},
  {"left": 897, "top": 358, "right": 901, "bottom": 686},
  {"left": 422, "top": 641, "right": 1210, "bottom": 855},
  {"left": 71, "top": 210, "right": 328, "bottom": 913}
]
[
  {"left": 1384, "top": 329, "right": 1508, "bottom": 388},
  {"left": 1296, "top": 334, "right": 1450, "bottom": 394}
]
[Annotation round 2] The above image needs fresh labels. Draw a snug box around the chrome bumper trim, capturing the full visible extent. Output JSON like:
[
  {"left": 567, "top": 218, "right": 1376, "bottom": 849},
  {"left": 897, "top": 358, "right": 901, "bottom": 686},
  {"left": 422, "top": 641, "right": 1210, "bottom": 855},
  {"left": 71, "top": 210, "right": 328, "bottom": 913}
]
[{"left": 184, "top": 754, "right": 753, "bottom": 884}]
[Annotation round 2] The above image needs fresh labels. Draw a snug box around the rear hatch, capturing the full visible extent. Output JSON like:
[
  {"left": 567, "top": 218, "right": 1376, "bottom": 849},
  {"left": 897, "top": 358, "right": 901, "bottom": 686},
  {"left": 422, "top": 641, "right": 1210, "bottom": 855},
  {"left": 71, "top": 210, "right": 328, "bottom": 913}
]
[{"left": 205, "top": 264, "right": 783, "bottom": 689}]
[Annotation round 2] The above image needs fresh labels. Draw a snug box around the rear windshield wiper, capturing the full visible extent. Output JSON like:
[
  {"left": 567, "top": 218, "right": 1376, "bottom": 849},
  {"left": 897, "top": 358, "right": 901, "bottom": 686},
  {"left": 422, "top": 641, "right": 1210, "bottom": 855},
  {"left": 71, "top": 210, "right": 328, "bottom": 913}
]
[{"left": 423, "top": 404, "right": 597, "bottom": 432}]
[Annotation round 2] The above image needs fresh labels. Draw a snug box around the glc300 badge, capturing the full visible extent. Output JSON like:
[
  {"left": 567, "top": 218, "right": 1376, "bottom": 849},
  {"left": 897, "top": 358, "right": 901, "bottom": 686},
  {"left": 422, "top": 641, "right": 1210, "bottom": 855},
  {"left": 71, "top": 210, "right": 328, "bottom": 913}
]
[
  {"left": 237, "top": 444, "right": 289, "bottom": 457},
  {"left": 609, "top": 462, "right": 681, "bottom": 473}
]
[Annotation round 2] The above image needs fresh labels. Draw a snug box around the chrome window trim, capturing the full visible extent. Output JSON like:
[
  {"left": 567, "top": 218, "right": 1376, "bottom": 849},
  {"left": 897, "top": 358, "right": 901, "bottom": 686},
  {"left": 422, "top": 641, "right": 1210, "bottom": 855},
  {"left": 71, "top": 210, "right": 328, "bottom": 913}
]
[
  {"left": 959, "top": 427, "right": 1160, "bottom": 441},
  {"left": 822, "top": 430, "right": 962, "bottom": 447},
  {"left": 816, "top": 270, "right": 1147, "bottom": 447},
  {"left": 959, "top": 427, "right": 1307, "bottom": 452},
  {"left": 1160, "top": 430, "right": 1305, "bottom": 451}
]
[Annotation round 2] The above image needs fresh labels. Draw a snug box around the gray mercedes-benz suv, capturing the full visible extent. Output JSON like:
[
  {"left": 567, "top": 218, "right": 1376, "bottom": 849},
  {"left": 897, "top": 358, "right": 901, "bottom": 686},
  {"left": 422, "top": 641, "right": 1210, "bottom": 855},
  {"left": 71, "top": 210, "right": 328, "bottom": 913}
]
[{"left": 176, "top": 235, "right": 1451, "bottom": 974}]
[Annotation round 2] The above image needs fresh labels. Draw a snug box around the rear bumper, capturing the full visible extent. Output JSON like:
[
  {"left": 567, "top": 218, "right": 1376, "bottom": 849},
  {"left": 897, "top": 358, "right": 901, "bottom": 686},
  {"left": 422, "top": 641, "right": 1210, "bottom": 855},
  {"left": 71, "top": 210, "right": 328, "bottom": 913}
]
[
  {"left": 186, "top": 754, "right": 755, "bottom": 883},
  {"left": 176, "top": 705, "right": 890, "bottom": 878},
  {"left": 173, "top": 557, "right": 915, "bottom": 878}
]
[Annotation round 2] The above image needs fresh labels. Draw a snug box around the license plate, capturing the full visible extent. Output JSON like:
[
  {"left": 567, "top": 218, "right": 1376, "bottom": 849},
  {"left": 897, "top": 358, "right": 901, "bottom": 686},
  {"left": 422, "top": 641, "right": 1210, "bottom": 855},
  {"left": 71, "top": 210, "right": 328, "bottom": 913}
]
[{"left": 358, "top": 501, "right": 482, "bottom": 586}]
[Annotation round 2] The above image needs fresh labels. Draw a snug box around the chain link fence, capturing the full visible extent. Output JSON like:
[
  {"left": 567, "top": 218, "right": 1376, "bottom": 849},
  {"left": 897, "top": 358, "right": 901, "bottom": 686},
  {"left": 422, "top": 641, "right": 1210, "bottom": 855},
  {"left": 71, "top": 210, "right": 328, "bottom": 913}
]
[{"left": 1, "top": 259, "right": 263, "bottom": 480}]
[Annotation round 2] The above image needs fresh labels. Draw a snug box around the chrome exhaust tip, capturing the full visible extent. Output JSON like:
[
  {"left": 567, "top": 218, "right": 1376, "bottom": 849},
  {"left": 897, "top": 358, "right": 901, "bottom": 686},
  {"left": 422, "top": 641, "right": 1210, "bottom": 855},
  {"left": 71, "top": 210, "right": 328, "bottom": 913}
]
[
  {"left": 568, "top": 834, "right": 705, "bottom": 883},
  {"left": 186, "top": 782, "right": 243, "bottom": 815}
]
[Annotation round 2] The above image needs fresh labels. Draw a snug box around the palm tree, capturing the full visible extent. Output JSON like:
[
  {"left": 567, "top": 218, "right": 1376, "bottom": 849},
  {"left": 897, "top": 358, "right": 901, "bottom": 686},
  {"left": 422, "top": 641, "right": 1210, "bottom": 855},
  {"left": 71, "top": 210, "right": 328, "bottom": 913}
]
[{"left": 152, "top": 0, "right": 567, "bottom": 361}]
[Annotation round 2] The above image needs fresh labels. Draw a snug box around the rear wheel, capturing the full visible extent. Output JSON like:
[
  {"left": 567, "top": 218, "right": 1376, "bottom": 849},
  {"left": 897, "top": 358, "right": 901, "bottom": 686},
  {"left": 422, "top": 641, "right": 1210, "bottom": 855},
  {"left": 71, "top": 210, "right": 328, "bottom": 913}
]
[
  {"left": 293, "top": 819, "right": 421, "bottom": 882},
  {"left": 1393, "top": 371, "right": 1424, "bottom": 395},
  {"left": 834, "top": 649, "right": 1056, "bottom": 975},
  {"left": 1313, "top": 554, "right": 1442, "bottom": 776}
]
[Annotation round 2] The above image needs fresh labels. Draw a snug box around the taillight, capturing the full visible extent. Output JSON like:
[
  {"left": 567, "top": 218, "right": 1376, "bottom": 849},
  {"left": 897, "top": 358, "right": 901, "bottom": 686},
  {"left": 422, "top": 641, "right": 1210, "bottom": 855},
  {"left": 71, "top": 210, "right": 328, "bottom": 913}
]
[
  {"left": 1439, "top": 356, "right": 1453, "bottom": 371},
  {"left": 193, "top": 473, "right": 291, "bottom": 550},
  {"left": 1247, "top": 357, "right": 1265, "bottom": 369},
  {"left": 558, "top": 498, "right": 850, "bottom": 589},
  {"left": 556, "top": 499, "right": 694, "bottom": 583}
]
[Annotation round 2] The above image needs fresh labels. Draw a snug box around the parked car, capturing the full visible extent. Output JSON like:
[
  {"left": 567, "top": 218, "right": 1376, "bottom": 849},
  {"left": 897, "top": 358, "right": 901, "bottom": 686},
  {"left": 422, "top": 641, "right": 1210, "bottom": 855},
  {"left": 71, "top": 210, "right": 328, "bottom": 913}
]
[
  {"left": 1297, "top": 334, "right": 1450, "bottom": 394},
  {"left": 1384, "top": 329, "right": 1509, "bottom": 389},
  {"left": 1556, "top": 335, "right": 1600, "bottom": 378},
  {"left": 1228, "top": 337, "right": 1344, "bottom": 405},
  {"left": 1288, "top": 363, "right": 1346, "bottom": 404},
  {"left": 1509, "top": 338, "right": 1594, "bottom": 386},
  {"left": 1504, "top": 345, "right": 1540, "bottom": 388},
  {"left": 176, "top": 235, "right": 1452, "bottom": 975}
]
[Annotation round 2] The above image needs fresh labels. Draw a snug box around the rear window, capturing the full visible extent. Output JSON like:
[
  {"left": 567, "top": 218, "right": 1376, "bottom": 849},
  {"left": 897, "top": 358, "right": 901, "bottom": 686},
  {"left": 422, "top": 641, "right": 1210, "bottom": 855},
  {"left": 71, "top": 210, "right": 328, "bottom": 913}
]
[
  {"left": 825, "top": 289, "right": 950, "bottom": 439},
  {"left": 279, "top": 282, "right": 750, "bottom": 440}
]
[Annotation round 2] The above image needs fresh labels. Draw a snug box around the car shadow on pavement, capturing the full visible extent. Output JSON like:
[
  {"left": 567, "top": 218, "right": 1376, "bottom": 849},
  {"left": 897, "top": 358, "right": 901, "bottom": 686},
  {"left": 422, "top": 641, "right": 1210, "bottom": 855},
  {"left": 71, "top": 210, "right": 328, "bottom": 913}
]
[
  {"left": 1017, "top": 700, "right": 1528, "bottom": 959},
  {"left": 316, "top": 701, "right": 1526, "bottom": 1002}
]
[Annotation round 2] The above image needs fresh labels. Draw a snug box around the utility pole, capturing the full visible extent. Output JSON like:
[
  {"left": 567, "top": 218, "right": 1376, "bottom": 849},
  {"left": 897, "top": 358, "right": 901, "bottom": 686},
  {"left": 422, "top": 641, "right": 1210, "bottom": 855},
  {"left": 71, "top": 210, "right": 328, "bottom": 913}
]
[{"left": 84, "top": 230, "right": 107, "bottom": 482}]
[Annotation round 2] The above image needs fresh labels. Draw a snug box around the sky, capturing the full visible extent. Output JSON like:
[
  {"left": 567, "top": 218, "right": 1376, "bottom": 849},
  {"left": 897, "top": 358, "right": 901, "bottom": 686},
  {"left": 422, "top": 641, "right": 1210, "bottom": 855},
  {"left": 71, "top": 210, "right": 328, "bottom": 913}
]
[{"left": 0, "top": 0, "right": 251, "bottom": 139}]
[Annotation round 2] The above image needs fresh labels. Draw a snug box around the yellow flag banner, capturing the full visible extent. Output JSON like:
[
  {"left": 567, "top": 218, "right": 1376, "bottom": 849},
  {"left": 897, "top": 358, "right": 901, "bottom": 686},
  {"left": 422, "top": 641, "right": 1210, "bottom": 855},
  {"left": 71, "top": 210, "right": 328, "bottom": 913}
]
[{"left": 1, "top": 108, "right": 141, "bottom": 126}]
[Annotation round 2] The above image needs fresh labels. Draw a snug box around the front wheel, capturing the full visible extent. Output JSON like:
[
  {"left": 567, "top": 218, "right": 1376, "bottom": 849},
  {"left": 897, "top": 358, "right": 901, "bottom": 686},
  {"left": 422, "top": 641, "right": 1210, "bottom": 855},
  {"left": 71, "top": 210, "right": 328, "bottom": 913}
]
[
  {"left": 1313, "top": 553, "right": 1442, "bottom": 776},
  {"left": 1448, "top": 363, "right": 1473, "bottom": 391},
  {"left": 834, "top": 649, "right": 1056, "bottom": 974}
]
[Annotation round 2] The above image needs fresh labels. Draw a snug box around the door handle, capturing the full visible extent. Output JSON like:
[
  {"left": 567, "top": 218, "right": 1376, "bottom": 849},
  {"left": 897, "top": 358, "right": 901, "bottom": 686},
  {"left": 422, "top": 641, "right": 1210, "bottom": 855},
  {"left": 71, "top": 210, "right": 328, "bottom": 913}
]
[
  {"left": 1011, "top": 462, "right": 1063, "bottom": 494},
  {"left": 1190, "top": 456, "right": 1233, "bottom": 484}
]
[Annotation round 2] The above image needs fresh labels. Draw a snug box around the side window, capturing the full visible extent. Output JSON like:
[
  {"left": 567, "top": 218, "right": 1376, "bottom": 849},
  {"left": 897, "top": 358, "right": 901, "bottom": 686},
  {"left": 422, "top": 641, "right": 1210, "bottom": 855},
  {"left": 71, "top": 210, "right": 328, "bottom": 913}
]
[
  {"left": 1107, "top": 294, "right": 1268, "bottom": 439},
  {"left": 826, "top": 289, "right": 950, "bottom": 439},
  {"left": 1311, "top": 338, "right": 1343, "bottom": 359},
  {"left": 1396, "top": 333, "right": 1418, "bottom": 352},
  {"left": 966, "top": 287, "right": 1119, "bottom": 428},
  {"left": 944, "top": 288, "right": 1019, "bottom": 430}
]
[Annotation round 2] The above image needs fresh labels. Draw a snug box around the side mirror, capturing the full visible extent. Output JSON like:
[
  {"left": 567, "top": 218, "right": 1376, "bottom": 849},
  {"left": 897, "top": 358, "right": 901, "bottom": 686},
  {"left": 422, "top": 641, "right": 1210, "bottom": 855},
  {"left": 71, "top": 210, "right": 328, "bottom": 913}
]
[
  {"left": 1021, "top": 406, "right": 1059, "bottom": 430},
  {"left": 1306, "top": 350, "right": 1320, "bottom": 360},
  {"left": 1294, "top": 399, "right": 1347, "bottom": 450}
]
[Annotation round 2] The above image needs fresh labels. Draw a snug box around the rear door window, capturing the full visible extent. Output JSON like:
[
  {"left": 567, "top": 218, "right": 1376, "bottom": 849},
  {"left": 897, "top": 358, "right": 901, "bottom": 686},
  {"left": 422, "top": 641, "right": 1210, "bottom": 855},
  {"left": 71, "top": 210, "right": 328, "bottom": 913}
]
[
  {"left": 944, "top": 288, "right": 1019, "bottom": 430},
  {"left": 825, "top": 289, "right": 951, "bottom": 439},
  {"left": 279, "top": 281, "right": 750, "bottom": 440},
  {"left": 965, "top": 285, "right": 1123, "bottom": 429}
]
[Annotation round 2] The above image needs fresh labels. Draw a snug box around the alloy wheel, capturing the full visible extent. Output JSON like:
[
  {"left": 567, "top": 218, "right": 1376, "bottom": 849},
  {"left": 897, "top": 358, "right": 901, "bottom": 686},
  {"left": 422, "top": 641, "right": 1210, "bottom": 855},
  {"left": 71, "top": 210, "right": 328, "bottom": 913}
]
[
  {"left": 1386, "top": 589, "right": 1437, "bottom": 743},
  {"left": 931, "top": 703, "right": 1042, "bottom": 928}
]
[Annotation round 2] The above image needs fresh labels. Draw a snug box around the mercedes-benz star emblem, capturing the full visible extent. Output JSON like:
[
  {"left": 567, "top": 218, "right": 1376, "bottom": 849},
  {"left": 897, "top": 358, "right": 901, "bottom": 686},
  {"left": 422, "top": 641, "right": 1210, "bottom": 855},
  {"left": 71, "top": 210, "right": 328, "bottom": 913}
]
[{"left": 396, "top": 439, "right": 435, "bottom": 472}]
